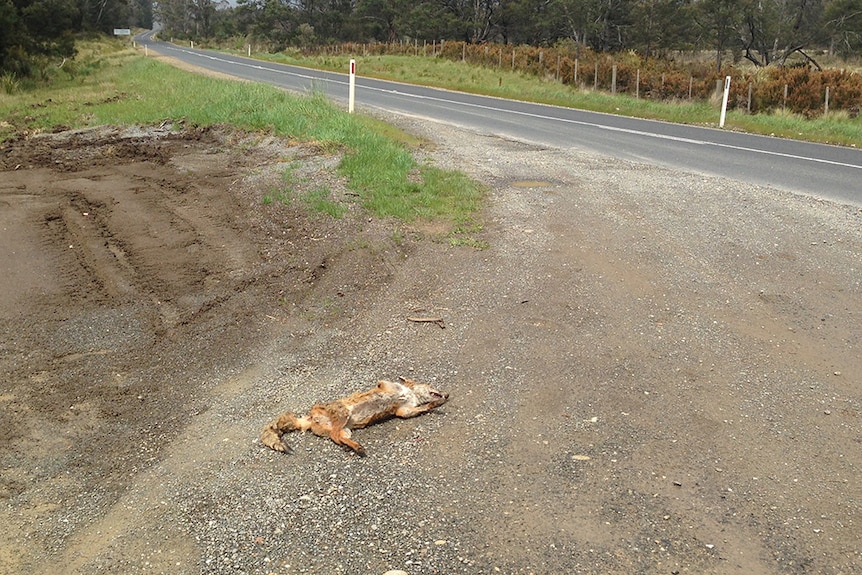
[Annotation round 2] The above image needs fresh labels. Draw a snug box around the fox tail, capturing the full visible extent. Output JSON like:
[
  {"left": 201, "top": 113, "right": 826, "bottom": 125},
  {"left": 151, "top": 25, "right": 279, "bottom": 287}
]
[{"left": 260, "top": 412, "right": 302, "bottom": 453}]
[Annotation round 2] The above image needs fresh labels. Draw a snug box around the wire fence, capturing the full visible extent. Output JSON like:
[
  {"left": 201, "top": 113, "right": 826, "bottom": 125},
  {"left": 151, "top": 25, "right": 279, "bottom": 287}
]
[{"left": 307, "top": 40, "right": 862, "bottom": 117}]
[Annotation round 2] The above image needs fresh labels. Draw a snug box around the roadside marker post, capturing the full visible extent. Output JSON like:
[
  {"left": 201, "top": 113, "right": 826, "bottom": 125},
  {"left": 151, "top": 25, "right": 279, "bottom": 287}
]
[
  {"left": 719, "top": 76, "right": 731, "bottom": 128},
  {"left": 349, "top": 59, "right": 356, "bottom": 114}
]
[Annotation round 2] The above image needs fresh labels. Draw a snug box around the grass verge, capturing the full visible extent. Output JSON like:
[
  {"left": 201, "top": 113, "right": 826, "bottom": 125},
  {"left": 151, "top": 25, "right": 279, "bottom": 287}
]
[
  {"left": 0, "top": 45, "right": 486, "bottom": 242},
  {"left": 243, "top": 50, "right": 862, "bottom": 147}
]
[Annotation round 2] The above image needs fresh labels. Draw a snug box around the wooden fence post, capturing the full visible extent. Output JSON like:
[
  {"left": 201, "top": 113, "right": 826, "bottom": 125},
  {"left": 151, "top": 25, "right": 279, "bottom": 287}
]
[
  {"left": 783, "top": 84, "right": 788, "bottom": 111},
  {"left": 747, "top": 82, "right": 753, "bottom": 113},
  {"left": 574, "top": 58, "right": 578, "bottom": 85},
  {"left": 825, "top": 86, "right": 830, "bottom": 115},
  {"left": 636, "top": 69, "right": 640, "bottom": 99},
  {"left": 611, "top": 64, "right": 617, "bottom": 94}
]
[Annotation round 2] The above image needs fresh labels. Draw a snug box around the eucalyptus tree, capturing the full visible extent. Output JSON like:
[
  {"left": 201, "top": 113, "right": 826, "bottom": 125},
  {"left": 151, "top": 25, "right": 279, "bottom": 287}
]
[
  {"left": 692, "top": 0, "right": 742, "bottom": 69},
  {"left": 823, "top": 0, "right": 862, "bottom": 55},
  {"left": 1, "top": 0, "right": 79, "bottom": 75},
  {"left": 234, "top": 0, "right": 298, "bottom": 48},
  {"left": 738, "top": 0, "right": 825, "bottom": 67},
  {"left": 434, "top": 0, "right": 500, "bottom": 42},
  {"left": 629, "top": 0, "right": 695, "bottom": 56}
]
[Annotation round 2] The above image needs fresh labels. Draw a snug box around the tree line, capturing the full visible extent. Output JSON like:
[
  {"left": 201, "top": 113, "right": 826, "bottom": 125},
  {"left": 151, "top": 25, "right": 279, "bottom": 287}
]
[
  {"left": 1, "top": 0, "right": 152, "bottom": 76},
  {"left": 3, "top": 0, "right": 861, "bottom": 79},
  {"left": 155, "top": 0, "right": 862, "bottom": 69}
]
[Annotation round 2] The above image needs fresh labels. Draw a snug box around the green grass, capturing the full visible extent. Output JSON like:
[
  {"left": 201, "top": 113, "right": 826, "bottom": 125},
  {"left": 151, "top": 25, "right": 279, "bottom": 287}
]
[
  {"left": 263, "top": 163, "right": 348, "bottom": 218},
  {"left": 248, "top": 51, "right": 862, "bottom": 147},
  {"left": 0, "top": 45, "right": 485, "bottom": 234}
]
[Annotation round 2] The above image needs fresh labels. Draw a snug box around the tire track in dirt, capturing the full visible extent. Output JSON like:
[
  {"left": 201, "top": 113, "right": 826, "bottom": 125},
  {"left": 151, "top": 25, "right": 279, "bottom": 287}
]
[{"left": 0, "top": 125, "right": 389, "bottom": 575}]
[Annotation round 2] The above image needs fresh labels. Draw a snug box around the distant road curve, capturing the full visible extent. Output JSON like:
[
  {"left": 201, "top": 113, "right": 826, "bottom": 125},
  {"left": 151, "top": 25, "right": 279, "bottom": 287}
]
[{"left": 138, "top": 31, "right": 862, "bottom": 206}]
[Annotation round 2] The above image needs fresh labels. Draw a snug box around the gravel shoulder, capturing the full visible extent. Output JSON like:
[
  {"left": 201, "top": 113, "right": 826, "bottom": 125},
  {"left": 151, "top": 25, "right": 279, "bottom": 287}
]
[{"left": 0, "top": 112, "right": 860, "bottom": 575}]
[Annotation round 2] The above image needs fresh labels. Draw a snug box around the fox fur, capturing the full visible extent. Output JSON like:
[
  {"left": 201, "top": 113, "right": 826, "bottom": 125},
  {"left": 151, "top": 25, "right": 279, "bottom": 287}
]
[{"left": 260, "top": 377, "right": 448, "bottom": 456}]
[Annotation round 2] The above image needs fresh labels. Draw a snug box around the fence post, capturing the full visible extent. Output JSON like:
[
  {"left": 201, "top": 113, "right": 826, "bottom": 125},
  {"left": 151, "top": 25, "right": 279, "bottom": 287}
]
[
  {"left": 574, "top": 58, "right": 578, "bottom": 85},
  {"left": 783, "top": 84, "right": 788, "bottom": 111},
  {"left": 611, "top": 64, "right": 617, "bottom": 94},
  {"left": 462, "top": 42, "right": 466, "bottom": 62},
  {"left": 719, "top": 76, "right": 731, "bottom": 128},
  {"left": 636, "top": 69, "right": 640, "bottom": 99},
  {"left": 689, "top": 76, "right": 693, "bottom": 99},
  {"left": 825, "top": 86, "right": 830, "bottom": 115},
  {"left": 348, "top": 59, "right": 356, "bottom": 114},
  {"left": 512, "top": 49, "right": 516, "bottom": 70},
  {"left": 747, "top": 82, "right": 753, "bottom": 113},
  {"left": 557, "top": 55, "right": 561, "bottom": 81},
  {"left": 594, "top": 62, "right": 598, "bottom": 90}
]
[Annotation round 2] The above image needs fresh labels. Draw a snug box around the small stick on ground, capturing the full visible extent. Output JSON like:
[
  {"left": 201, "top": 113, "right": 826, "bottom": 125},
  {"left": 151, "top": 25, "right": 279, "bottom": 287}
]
[{"left": 407, "top": 316, "right": 446, "bottom": 329}]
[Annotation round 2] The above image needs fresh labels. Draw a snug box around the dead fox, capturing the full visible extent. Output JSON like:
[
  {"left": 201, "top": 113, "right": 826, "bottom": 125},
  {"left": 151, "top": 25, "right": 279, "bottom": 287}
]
[{"left": 260, "top": 377, "right": 448, "bottom": 456}]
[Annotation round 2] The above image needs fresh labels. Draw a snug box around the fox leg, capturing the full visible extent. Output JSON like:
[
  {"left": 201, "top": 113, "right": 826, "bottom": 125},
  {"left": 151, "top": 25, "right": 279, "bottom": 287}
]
[
  {"left": 322, "top": 404, "right": 367, "bottom": 456},
  {"left": 394, "top": 403, "right": 441, "bottom": 419},
  {"left": 260, "top": 412, "right": 299, "bottom": 453},
  {"left": 260, "top": 412, "right": 313, "bottom": 453}
]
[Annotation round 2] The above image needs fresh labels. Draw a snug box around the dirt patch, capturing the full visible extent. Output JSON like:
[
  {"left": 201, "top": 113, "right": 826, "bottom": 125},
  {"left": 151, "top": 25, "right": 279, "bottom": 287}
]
[
  {"left": 0, "top": 124, "right": 404, "bottom": 572},
  {"left": 1, "top": 119, "right": 860, "bottom": 575}
]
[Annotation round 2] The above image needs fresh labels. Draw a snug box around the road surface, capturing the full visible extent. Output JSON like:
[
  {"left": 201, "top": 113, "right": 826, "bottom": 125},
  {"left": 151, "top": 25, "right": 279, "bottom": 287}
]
[{"left": 138, "top": 31, "right": 862, "bottom": 207}]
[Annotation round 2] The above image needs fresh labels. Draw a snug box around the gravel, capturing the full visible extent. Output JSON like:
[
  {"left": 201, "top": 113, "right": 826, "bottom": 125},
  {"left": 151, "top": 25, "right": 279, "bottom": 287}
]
[{"left": 3, "top": 113, "right": 860, "bottom": 575}]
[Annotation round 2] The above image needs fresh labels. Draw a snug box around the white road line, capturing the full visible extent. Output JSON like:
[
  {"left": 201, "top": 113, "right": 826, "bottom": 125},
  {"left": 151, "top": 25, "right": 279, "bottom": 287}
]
[{"left": 157, "top": 45, "right": 862, "bottom": 171}]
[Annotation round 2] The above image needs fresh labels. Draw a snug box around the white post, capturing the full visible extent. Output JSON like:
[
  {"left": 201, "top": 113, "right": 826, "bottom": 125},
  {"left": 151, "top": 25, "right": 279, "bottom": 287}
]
[
  {"left": 348, "top": 59, "right": 356, "bottom": 114},
  {"left": 248, "top": 44, "right": 251, "bottom": 57},
  {"left": 145, "top": 45, "right": 148, "bottom": 57},
  {"left": 719, "top": 76, "right": 731, "bottom": 128}
]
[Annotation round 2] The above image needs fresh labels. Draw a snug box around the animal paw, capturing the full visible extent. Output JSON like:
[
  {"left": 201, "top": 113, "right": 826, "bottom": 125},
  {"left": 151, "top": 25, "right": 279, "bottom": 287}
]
[{"left": 260, "top": 429, "right": 292, "bottom": 453}]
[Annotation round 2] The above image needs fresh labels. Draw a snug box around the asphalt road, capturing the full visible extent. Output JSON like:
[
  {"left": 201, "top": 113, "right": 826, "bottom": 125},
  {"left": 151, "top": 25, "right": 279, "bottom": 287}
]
[{"left": 138, "top": 32, "right": 862, "bottom": 206}]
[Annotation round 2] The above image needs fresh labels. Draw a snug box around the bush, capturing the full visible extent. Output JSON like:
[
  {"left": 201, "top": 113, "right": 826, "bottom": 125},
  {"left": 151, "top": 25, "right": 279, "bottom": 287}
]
[{"left": 313, "top": 39, "right": 862, "bottom": 116}]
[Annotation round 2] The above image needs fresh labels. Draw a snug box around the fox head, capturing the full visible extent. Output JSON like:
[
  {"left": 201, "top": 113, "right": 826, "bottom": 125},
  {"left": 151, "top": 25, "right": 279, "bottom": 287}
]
[{"left": 399, "top": 377, "right": 449, "bottom": 407}]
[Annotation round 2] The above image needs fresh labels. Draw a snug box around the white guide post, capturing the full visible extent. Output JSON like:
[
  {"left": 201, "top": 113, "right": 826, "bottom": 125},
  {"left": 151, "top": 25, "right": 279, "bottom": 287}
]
[
  {"left": 719, "top": 76, "right": 731, "bottom": 128},
  {"left": 349, "top": 59, "right": 356, "bottom": 114}
]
